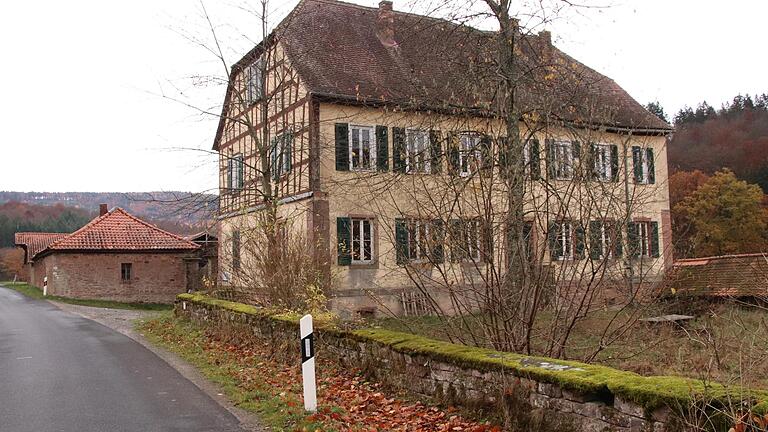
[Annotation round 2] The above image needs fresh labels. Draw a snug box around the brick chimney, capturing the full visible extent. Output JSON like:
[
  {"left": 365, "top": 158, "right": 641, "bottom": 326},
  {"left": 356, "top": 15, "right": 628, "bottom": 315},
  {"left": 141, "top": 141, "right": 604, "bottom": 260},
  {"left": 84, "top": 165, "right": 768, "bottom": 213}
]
[
  {"left": 376, "top": 1, "right": 397, "bottom": 48},
  {"left": 539, "top": 30, "right": 552, "bottom": 63},
  {"left": 99, "top": 204, "right": 108, "bottom": 216}
]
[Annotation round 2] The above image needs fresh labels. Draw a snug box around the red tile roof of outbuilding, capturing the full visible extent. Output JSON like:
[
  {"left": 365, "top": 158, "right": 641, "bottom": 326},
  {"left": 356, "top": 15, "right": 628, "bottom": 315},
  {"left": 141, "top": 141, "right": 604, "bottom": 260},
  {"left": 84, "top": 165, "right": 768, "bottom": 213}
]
[
  {"left": 14, "top": 232, "right": 69, "bottom": 263},
  {"left": 38, "top": 208, "right": 199, "bottom": 256},
  {"left": 668, "top": 253, "right": 768, "bottom": 297}
]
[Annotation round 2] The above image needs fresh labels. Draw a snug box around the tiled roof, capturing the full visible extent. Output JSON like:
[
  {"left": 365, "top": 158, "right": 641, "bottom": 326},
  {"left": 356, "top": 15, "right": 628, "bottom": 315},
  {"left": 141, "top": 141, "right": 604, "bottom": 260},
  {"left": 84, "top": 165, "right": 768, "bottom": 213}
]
[
  {"left": 14, "top": 232, "right": 69, "bottom": 263},
  {"left": 215, "top": 0, "right": 671, "bottom": 150},
  {"left": 39, "top": 208, "right": 199, "bottom": 256},
  {"left": 668, "top": 254, "right": 768, "bottom": 297}
]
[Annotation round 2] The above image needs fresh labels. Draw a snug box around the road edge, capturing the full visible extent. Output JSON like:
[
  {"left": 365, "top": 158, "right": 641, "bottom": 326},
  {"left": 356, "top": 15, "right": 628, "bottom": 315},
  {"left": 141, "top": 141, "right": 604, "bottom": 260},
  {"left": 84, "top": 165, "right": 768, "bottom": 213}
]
[{"left": 49, "top": 301, "right": 265, "bottom": 432}]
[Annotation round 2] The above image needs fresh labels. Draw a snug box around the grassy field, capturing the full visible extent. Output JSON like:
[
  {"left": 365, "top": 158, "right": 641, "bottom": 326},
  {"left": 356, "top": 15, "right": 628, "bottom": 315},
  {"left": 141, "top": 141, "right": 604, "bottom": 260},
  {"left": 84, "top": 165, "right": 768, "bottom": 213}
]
[
  {"left": 0, "top": 281, "right": 172, "bottom": 311},
  {"left": 371, "top": 301, "right": 768, "bottom": 390}
]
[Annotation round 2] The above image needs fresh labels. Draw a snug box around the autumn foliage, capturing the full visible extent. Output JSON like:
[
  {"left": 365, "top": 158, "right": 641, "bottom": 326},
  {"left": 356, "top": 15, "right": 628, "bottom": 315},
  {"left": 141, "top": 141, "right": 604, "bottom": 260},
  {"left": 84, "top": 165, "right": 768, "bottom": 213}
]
[{"left": 672, "top": 169, "right": 767, "bottom": 257}]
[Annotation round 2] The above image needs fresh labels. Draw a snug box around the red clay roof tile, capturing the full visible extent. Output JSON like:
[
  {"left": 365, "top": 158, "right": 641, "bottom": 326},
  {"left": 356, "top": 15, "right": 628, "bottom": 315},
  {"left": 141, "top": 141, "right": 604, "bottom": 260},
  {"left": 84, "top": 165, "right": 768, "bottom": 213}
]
[
  {"left": 668, "top": 254, "right": 768, "bottom": 297},
  {"left": 14, "top": 232, "right": 69, "bottom": 263},
  {"left": 39, "top": 208, "right": 199, "bottom": 256}
]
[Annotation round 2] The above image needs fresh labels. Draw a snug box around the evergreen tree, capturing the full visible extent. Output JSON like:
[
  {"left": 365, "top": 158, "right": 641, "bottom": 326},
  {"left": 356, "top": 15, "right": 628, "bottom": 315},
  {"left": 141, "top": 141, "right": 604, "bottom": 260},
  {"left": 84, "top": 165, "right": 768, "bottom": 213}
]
[{"left": 645, "top": 101, "right": 669, "bottom": 123}]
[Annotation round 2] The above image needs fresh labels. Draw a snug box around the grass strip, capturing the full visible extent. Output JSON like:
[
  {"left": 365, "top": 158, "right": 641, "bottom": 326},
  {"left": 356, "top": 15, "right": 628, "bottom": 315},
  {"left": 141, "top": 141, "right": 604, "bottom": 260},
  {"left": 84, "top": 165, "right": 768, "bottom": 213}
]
[{"left": 0, "top": 281, "right": 172, "bottom": 311}]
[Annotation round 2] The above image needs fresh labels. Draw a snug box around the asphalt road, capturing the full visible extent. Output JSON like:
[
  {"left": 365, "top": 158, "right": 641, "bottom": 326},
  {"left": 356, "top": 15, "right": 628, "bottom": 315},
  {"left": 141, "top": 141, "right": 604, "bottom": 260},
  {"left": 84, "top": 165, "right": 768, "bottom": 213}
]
[{"left": 0, "top": 286, "right": 245, "bottom": 432}]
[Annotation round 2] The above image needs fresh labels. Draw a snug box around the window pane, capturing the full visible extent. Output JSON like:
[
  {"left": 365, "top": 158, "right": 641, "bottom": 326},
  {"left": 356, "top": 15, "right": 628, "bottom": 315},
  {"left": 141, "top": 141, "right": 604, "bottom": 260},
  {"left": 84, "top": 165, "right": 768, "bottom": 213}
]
[
  {"left": 352, "top": 220, "right": 361, "bottom": 261},
  {"left": 363, "top": 220, "right": 372, "bottom": 261},
  {"left": 361, "top": 129, "right": 371, "bottom": 168},
  {"left": 351, "top": 128, "right": 360, "bottom": 168}
]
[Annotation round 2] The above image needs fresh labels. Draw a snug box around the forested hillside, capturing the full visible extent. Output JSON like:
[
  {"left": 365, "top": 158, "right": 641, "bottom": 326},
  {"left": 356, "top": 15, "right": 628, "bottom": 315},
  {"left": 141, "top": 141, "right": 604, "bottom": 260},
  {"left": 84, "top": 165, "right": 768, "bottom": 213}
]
[
  {"left": 667, "top": 93, "right": 768, "bottom": 191},
  {"left": 0, "top": 202, "right": 91, "bottom": 248},
  {"left": 0, "top": 191, "right": 217, "bottom": 224},
  {"left": 648, "top": 93, "right": 768, "bottom": 258}
]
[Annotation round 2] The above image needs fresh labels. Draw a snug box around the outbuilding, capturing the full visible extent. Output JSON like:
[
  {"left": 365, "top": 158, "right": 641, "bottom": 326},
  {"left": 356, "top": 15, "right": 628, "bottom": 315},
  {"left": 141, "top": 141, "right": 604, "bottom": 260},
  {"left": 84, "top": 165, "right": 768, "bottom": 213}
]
[{"left": 17, "top": 206, "right": 200, "bottom": 303}]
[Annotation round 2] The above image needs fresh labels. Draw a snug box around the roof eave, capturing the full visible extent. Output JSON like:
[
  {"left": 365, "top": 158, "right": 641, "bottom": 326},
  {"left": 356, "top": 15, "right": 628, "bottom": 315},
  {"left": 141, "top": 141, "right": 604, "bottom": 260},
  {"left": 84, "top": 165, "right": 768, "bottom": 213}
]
[{"left": 311, "top": 91, "right": 675, "bottom": 136}]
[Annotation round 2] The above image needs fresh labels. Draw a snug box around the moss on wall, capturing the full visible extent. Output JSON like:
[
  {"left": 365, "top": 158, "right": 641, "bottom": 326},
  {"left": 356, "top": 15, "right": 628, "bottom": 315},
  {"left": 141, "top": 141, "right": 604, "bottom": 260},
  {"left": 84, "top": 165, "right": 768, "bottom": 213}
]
[{"left": 177, "top": 293, "right": 768, "bottom": 414}]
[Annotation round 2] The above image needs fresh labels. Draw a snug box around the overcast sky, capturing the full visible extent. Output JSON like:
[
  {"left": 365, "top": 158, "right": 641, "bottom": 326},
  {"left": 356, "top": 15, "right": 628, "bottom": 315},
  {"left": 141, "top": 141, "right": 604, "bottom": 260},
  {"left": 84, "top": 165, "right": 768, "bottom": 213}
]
[{"left": 1, "top": 0, "right": 765, "bottom": 193}]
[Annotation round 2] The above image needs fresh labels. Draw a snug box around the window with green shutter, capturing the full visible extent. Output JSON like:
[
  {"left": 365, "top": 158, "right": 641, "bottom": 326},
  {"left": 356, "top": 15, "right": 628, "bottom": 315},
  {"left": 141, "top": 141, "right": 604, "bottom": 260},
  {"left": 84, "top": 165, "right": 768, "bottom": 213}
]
[
  {"left": 628, "top": 221, "right": 658, "bottom": 257},
  {"left": 548, "top": 221, "right": 574, "bottom": 260},
  {"left": 632, "top": 146, "right": 655, "bottom": 184}
]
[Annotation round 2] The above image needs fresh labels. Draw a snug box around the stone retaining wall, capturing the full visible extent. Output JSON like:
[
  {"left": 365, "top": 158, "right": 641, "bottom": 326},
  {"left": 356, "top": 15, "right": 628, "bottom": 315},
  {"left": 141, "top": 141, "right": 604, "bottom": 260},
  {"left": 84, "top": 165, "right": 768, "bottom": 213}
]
[{"left": 175, "top": 295, "right": 703, "bottom": 431}]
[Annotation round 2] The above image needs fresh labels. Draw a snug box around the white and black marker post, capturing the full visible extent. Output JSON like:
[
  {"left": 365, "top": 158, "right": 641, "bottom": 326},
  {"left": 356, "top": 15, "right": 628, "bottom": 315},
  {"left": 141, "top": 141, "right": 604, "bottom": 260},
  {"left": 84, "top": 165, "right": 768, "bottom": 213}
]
[
  {"left": 299, "top": 314, "right": 317, "bottom": 412},
  {"left": 43, "top": 276, "right": 48, "bottom": 296}
]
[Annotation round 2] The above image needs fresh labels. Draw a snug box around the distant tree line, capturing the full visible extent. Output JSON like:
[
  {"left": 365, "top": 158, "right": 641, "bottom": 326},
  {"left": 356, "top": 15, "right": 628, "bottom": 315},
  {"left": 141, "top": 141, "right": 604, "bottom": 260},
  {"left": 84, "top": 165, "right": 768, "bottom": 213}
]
[
  {"left": 0, "top": 202, "right": 91, "bottom": 248},
  {"left": 647, "top": 92, "right": 768, "bottom": 193}
]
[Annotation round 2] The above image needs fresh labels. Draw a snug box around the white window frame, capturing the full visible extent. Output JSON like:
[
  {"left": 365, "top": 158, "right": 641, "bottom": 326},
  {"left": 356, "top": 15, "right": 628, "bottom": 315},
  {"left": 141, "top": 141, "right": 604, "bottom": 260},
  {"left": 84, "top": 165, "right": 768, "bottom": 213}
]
[
  {"left": 597, "top": 222, "right": 613, "bottom": 259},
  {"left": 556, "top": 221, "right": 574, "bottom": 260},
  {"left": 593, "top": 144, "right": 613, "bottom": 182},
  {"left": 228, "top": 154, "right": 244, "bottom": 191},
  {"left": 406, "top": 129, "right": 430, "bottom": 174},
  {"left": 640, "top": 152, "right": 652, "bottom": 184},
  {"left": 245, "top": 58, "right": 264, "bottom": 104},
  {"left": 459, "top": 134, "right": 481, "bottom": 177},
  {"left": 349, "top": 125, "right": 376, "bottom": 171},
  {"left": 273, "top": 132, "right": 292, "bottom": 178},
  {"left": 350, "top": 218, "right": 374, "bottom": 264},
  {"left": 637, "top": 221, "right": 652, "bottom": 257},
  {"left": 407, "top": 220, "right": 431, "bottom": 262},
  {"left": 552, "top": 141, "right": 573, "bottom": 180},
  {"left": 454, "top": 219, "right": 481, "bottom": 261}
]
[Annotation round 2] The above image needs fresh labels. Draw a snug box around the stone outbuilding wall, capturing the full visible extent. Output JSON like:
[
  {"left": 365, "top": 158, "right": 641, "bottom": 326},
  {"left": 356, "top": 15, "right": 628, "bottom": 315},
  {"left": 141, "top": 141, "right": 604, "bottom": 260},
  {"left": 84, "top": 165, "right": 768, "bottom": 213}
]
[
  {"left": 173, "top": 294, "right": 752, "bottom": 432},
  {"left": 35, "top": 251, "right": 195, "bottom": 303}
]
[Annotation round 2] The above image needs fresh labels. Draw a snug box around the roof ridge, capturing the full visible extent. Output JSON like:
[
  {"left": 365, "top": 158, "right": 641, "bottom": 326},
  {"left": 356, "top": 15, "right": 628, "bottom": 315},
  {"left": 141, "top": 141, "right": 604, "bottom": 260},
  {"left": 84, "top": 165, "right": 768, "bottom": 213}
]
[
  {"left": 112, "top": 207, "right": 199, "bottom": 247},
  {"left": 43, "top": 209, "right": 113, "bottom": 250},
  {"left": 675, "top": 252, "right": 767, "bottom": 263}
]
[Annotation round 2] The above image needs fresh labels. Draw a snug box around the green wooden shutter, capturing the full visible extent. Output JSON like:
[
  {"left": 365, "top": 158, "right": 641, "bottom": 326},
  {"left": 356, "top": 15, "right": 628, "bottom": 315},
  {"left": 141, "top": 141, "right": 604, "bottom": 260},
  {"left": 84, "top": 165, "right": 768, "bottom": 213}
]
[
  {"left": 271, "top": 138, "right": 279, "bottom": 180},
  {"left": 480, "top": 136, "right": 492, "bottom": 170},
  {"left": 613, "top": 223, "right": 623, "bottom": 258},
  {"left": 337, "top": 217, "right": 352, "bottom": 266},
  {"left": 226, "top": 158, "right": 233, "bottom": 190},
  {"left": 632, "top": 146, "right": 643, "bottom": 183},
  {"left": 546, "top": 139, "right": 556, "bottom": 179},
  {"left": 237, "top": 157, "right": 244, "bottom": 188},
  {"left": 571, "top": 141, "right": 581, "bottom": 179},
  {"left": 650, "top": 221, "right": 660, "bottom": 258},
  {"left": 284, "top": 134, "right": 292, "bottom": 172},
  {"left": 627, "top": 222, "right": 639, "bottom": 257},
  {"left": 448, "top": 133, "right": 460, "bottom": 175},
  {"left": 589, "top": 220, "right": 602, "bottom": 260},
  {"left": 574, "top": 223, "right": 586, "bottom": 259},
  {"left": 392, "top": 128, "right": 406, "bottom": 173},
  {"left": 610, "top": 145, "right": 619, "bottom": 182},
  {"left": 335, "top": 123, "right": 349, "bottom": 171},
  {"left": 395, "top": 218, "right": 408, "bottom": 265},
  {"left": 522, "top": 221, "right": 534, "bottom": 262},
  {"left": 530, "top": 139, "right": 541, "bottom": 180},
  {"left": 449, "top": 219, "right": 462, "bottom": 262},
  {"left": 646, "top": 148, "right": 656, "bottom": 184},
  {"left": 480, "top": 220, "right": 493, "bottom": 263},
  {"left": 432, "top": 219, "right": 444, "bottom": 263},
  {"left": 547, "top": 222, "right": 562, "bottom": 261},
  {"left": 429, "top": 130, "right": 442, "bottom": 174},
  {"left": 376, "top": 125, "right": 389, "bottom": 171}
]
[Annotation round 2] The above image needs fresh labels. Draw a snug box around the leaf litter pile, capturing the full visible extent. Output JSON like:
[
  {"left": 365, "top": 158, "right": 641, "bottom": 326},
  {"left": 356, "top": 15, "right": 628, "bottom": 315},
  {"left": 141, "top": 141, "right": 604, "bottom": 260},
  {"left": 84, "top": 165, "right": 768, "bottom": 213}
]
[{"left": 140, "top": 316, "right": 501, "bottom": 431}]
